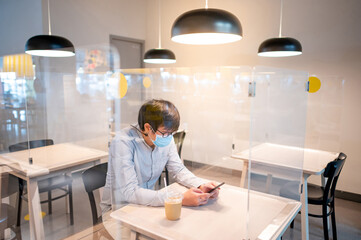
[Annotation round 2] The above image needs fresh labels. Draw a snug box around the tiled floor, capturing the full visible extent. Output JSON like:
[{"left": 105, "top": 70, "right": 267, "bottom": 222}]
[{"left": 11, "top": 164, "right": 361, "bottom": 240}]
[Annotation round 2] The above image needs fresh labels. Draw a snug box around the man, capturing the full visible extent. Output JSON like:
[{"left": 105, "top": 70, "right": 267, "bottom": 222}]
[{"left": 101, "top": 99, "right": 220, "bottom": 212}]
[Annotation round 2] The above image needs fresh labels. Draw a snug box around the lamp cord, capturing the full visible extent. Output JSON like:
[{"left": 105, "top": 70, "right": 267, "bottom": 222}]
[
  {"left": 47, "top": 0, "right": 52, "bottom": 35},
  {"left": 278, "top": 0, "right": 283, "bottom": 37},
  {"left": 158, "top": 0, "right": 161, "bottom": 49}
]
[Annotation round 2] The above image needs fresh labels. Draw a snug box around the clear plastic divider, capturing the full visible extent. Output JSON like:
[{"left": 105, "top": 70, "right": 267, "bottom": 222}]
[
  {"left": 0, "top": 45, "right": 115, "bottom": 239},
  {"left": 1, "top": 47, "right": 312, "bottom": 239},
  {"left": 247, "top": 67, "right": 308, "bottom": 239}
]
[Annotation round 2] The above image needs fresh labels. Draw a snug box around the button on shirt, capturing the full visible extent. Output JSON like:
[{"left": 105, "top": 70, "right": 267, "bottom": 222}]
[{"left": 101, "top": 126, "right": 205, "bottom": 211}]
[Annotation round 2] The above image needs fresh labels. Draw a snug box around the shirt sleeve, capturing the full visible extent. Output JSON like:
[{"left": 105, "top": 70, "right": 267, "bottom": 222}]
[
  {"left": 165, "top": 140, "right": 206, "bottom": 188},
  {"left": 110, "top": 136, "right": 167, "bottom": 207}
]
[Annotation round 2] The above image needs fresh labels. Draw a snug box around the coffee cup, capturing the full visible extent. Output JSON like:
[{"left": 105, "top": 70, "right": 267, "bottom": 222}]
[{"left": 164, "top": 192, "right": 183, "bottom": 221}]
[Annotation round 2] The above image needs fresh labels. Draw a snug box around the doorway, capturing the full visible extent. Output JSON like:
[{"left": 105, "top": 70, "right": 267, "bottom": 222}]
[{"left": 109, "top": 35, "right": 144, "bottom": 69}]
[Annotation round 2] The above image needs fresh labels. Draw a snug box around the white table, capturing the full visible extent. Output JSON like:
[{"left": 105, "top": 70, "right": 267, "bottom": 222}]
[
  {"left": 110, "top": 183, "right": 301, "bottom": 240},
  {"left": 0, "top": 143, "right": 108, "bottom": 240},
  {"left": 231, "top": 143, "right": 339, "bottom": 240}
]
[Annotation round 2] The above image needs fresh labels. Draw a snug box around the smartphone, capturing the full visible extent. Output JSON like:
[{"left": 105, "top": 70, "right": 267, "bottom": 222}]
[{"left": 208, "top": 182, "right": 225, "bottom": 193}]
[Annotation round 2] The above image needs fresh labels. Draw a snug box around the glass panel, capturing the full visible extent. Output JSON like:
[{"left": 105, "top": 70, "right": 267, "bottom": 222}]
[
  {"left": 1, "top": 60, "right": 311, "bottom": 239},
  {"left": 0, "top": 45, "right": 117, "bottom": 239},
  {"left": 246, "top": 67, "right": 308, "bottom": 239},
  {"left": 0, "top": 55, "right": 34, "bottom": 235},
  {"left": 29, "top": 44, "right": 114, "bottom": 235},
  {"left": 305, "top": 75, "right": 344, "bottom": 185},
  {"left": 305, "top": 75, "right": 344, "bottom": 151},
  {"left": 0, "top": 54, "right": 33, "bottom": 152},
  {"left": 107, "top": 66, "right": 253, "bottom": 239}
]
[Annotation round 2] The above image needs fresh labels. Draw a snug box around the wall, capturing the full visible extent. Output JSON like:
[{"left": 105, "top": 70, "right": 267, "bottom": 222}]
[
  {"left": 0, "top": 0, "right": 43, "bottom": 56},
  {"left": 48, "top": 0, "right": 147, "bottom": 54},
  {"left": 145, "top": 0, "right": 361, "bottom": 195},
  {"left": 0, "top": 0, "right": 147, "bottom": 57}
]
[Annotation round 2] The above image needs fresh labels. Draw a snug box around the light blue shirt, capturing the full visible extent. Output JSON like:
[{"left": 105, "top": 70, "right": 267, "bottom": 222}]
[{"left": 101, "top": 125, "right": 205, "bottom": 211}]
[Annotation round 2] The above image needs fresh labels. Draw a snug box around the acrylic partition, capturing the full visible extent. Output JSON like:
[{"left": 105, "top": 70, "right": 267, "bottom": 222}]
[
  {"left": 304, "top": 75, "right": 344, "bottom": 186},
  {"left": 108, "top": 66, "right": 308, "bottom": 240},
  {"left": 245, "top": 67, "right": 308, "bottom": 239},
  {"left": 0, "top": 45, "right": 116, "bottom": 239}
]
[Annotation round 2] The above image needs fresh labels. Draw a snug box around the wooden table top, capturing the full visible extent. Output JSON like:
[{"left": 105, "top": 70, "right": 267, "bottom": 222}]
[
  {"left": 111, "top": 183, "right": 301, "bottom": 240},
  {"left": 232, "top": 143, "right": 339, "bottom": 175},
  {"left": 0, "top": 143, "right": 108, "bottom": 177}
]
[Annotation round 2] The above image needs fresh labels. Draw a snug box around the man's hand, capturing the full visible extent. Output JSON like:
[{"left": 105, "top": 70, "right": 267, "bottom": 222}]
[
  {"left": 198, "top": 182, "right": 220, "bottom": 199},
  {"left": 182, "top": 188, "right": 210, "bottom": 206}
]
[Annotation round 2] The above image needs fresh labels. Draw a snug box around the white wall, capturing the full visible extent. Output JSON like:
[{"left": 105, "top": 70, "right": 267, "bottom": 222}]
[
  {"left": 145, "top": 0, "right": 361, "bottom": 195},
  {"left": 0, "top": 0, "right": 43, "bottom": 56},
  {"left": 0, "top": 0, "right": 147, "bottom": 56},
  {"left": 48, "top": 0, "right": 147, "bottom": 48}
]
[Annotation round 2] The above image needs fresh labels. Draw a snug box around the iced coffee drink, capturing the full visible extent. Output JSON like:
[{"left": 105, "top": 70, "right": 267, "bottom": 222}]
[{"left": 165, "top": 192, "right": 183, "bottom": 221}]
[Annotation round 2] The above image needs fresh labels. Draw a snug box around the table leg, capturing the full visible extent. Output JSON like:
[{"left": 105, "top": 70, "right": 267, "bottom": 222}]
[
  {"left": 66, "top": 188, "right": 70, "bottom": 213},
  {"left": 2, "top": 175, "right": 11, "bottom": 238},
  {"left": 301, "top": 173, "right": 310, "bottom": 240},
  {"left": 240, "top": 161, "right": 248, "bottom": 188},
  {"left": 27, "top": 178, "right": 45, "bottom": 240},
  {"left": 265, "top": 174, "right": 273, "bottom": 193},
  {"left": 130, "top": 230, "right": 138, "bottom": 240}
]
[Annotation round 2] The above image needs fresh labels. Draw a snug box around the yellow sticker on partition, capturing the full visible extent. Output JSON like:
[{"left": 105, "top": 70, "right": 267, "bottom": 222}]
[
  {"left": 24, "top": 211, "right": 46, "bottom": 221},
  {"left": 118, "top": 73, "right": 128, "bottom": 98},
  {"left": 308, "top": 76, "right": 321, "bottom": 93},
  {"left": 143, "top": 77, "right": 151, "bottom": 88}
]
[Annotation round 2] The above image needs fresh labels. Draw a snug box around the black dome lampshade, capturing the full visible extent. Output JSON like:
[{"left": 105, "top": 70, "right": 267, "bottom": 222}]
[
  {"left": 25, "top": 0, "right": 75, "bottom": 57},
  {"left": 25, "top": 35, "right": 75, "bottom": 57},
  {"left": 144, "top": 0, "right": 176, "bottom": 64},
  {"left": 258, "top": 37, "right": 302, "bottom": 57},
  {"left": 171, "top": 8, "right": 242, "bottom": 45},
  {"left": 258, "top": 0, "right": 302, "bottom": 57},
  {"left": 144, "top": 49, "right": 176, "bottom": 64}
]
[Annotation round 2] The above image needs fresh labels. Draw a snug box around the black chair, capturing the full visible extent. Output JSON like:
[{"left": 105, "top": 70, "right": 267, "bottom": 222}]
[
  {"left": 173, "top": 131, "right": 186, "bottom": 159},
  {"left": 9, "top": 139, "right": 74, "bottom": 226},
  {"left": 158, "top": 130, "right": 186, "bottom": 186},
  {"left": 280, "top": 152, "right": 347, "bottom": 240},
  {"left": 82, "top": 162, "right": 108, "bottom": 225},
  {"left": 0, "top": 173, "right": 22, "bottom": 239},
  {"left": 8, "top": 139, "right": 54, "bottom": 152}
]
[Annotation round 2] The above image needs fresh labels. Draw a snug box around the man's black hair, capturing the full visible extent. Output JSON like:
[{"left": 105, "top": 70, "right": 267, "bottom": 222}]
[{"left": 138, "top": 99, "right": 180, "bottom": 132}]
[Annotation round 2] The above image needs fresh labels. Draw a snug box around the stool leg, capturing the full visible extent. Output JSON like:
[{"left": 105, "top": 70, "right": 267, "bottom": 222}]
[
  {"left": 290, "top": 220, "right": 294, "bottom": 228},
  {"left": 48, "top": 191, "right": 52, "bottom": 214},
  {"left": 68, "top": 183, "right": 74, "bottom": 225}
]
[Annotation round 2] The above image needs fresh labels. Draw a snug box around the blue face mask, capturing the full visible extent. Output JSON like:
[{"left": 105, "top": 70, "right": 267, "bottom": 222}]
[{"left": 152, "top": 134, "right": 173, "bottom": 147}]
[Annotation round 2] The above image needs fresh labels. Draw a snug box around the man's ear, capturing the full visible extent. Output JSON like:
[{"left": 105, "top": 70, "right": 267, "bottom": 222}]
[{"left": 144, "top": 123, "right": 151, "bottom": 133}]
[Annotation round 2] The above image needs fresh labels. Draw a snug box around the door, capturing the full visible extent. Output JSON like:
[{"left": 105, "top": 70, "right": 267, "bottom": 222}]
[
  {"left": 109, "top": 35, "right": 145, "bottom": 132},
  {"left": 110, "top": 35, "right": 144, "bottom": 69}
]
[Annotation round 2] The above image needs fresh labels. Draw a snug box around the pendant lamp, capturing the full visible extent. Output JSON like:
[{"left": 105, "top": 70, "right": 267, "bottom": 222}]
[
  {"left": 25, "top": 0, "right": 75, "bottom": 57},
  {"left": 144, "top": 0, "right": 176, "bottom": 64},
  {"left": 171, "top": 0, "right": 242, "bottom": 45},
  {"left": 258, "top": 0, "right": 302, "bottom": 57}
]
